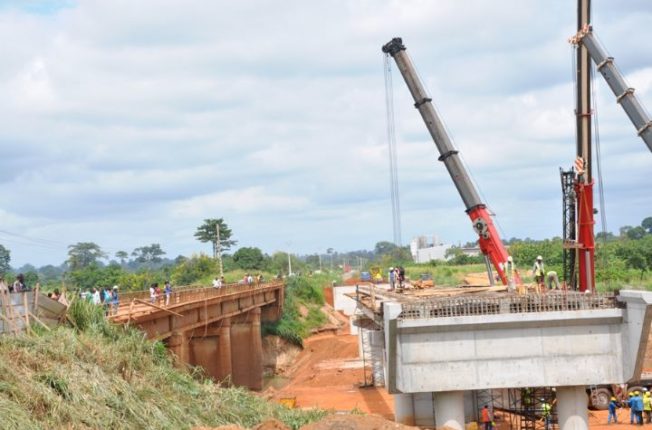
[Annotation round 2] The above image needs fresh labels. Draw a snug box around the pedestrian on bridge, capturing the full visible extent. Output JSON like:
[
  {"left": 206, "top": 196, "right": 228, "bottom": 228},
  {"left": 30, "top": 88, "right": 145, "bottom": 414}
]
[
  {"left": 164, "top": 281, "right": 172, "bottom": 306},
  {"left": 111, "top": 286, "right": 119, "bottom": 315},
  {"left": 149, "top": 283, "right": 157, "bottom": 304}
]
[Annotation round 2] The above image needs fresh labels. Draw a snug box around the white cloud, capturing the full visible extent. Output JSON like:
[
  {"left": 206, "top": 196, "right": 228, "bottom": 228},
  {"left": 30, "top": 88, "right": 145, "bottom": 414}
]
[{"left": 0, "top": 0, "right": 650, "bottom": 266}]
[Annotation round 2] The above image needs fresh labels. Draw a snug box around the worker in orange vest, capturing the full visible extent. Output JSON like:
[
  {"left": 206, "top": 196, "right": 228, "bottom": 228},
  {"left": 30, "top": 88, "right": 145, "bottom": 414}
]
[{"left": 481, "top": 405, "right": 492, "bottom": 430}]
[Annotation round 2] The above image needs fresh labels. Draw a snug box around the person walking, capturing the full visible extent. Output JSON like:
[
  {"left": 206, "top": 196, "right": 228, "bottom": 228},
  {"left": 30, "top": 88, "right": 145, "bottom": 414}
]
[
  {"left": 12, "top": 274, "right": 26, "bottom": 293},
  {"left": 628, "top": 392, "right": 636, "bottom": 424},
  {"left": 480, "top": 405, "right": 492, "bottom": 430},
  {"left": 608, "top": 396, "right": 619, "bottom": 424},
  {"left": 149, "top": 283, "right": 157, "bottom": 304},
  {"left": 532, "top": 256, "right": 545, "bottom": 290}
]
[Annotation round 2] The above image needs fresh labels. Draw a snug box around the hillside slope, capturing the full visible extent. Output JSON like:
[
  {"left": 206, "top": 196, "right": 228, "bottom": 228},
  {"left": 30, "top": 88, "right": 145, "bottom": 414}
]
[{"left": 0, "top": 302, "right": 326, "bottom": 430}]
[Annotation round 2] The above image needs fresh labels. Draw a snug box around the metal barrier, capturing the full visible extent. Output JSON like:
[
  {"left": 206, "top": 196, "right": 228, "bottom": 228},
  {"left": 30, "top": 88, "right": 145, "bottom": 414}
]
[
  {"left": 114, "top": 281, "right": 285, "bottom": 312},
  {"left": 398, "top": 292, "right": 619, "bottom": 320}
]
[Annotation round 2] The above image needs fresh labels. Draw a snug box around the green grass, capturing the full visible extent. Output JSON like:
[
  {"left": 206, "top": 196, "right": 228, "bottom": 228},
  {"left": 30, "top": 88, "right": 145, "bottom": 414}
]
[
  {"left": 263, "top": 275, "right": 329, "bottom": 347},
  {"left": 0, "top": 301, "right": 328, "bottom": 430}
]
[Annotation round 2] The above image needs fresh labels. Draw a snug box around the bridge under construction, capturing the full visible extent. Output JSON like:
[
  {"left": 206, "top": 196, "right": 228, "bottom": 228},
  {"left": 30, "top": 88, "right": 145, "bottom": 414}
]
[{"left": 351, "top": 285, "right": 652, "bottom": 430}]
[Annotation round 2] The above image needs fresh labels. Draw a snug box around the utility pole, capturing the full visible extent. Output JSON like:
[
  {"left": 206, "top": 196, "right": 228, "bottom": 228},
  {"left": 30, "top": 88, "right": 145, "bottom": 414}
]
[
  {"left": 215, "top": 222, "right": 224, "bottom": 278},
  {"left": 287, "top": 251, "right": 293, "bottom": 276}
]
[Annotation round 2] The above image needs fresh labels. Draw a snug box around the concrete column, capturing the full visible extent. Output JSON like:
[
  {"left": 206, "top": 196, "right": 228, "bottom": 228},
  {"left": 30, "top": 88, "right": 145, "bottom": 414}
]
[
  {"left": 249, "top": 308, "right": 263, "bottom": 391},
  {"left": 433, "top": 391, "right": 465, "bottom": 430},
  {"left": 216, "top": 318, "right": 232, "bottom": 383},
  {"left": 394, "top": 393, "right": 415, "bottom": 426},
  {"left": 230, "top": 308, "right": 263, "bottom": 390},
  {"left": 556, "top": 386, "right": 588, "bottom": 430},
  {"left": 168, "top": 331, "right": 189, "bottom": 366}
]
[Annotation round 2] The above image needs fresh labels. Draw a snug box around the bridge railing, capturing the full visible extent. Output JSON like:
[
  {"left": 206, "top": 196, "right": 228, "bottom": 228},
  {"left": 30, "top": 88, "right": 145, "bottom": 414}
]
[{"left": 115, "top": 280, "right": 285, "bottom": 311}]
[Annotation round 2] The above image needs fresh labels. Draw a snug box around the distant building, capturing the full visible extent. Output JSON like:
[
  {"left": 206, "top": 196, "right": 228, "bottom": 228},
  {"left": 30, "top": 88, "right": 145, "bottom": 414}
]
[{"left": 410, "top": 235, "right": 452, "bottom": 264}]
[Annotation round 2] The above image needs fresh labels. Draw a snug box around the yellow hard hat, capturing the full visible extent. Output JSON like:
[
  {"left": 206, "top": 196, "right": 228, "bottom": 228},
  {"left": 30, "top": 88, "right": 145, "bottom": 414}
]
[
  {"left": 629, "top": 392, "right": 634, "bottom": 396},
  {"left": 611, "top": 396, "right": 616, "bottom": 400},
  {"left": 635, "top": 391, "right": 640, "bottom": 395}
]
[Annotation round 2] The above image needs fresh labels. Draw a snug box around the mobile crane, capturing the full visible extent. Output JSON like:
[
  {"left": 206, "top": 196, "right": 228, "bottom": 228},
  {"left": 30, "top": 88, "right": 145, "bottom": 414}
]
[
  {"left": 562, "top": 0, "right": 652, "bottom": 293},
  {"left": 382, "top": 38, "right": 518, "bottom": 287}
]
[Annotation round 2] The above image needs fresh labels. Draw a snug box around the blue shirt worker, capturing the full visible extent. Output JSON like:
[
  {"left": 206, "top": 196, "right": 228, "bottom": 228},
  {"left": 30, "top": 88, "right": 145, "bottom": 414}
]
[{"left": 608, "top": 397, "right": 618, "bottom": 424}]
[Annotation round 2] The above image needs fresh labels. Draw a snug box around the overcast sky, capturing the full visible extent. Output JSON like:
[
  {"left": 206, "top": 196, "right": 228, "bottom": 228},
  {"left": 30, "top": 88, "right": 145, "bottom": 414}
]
[{"left": 1, "top": 0, "right": 651, "bottom": 267}]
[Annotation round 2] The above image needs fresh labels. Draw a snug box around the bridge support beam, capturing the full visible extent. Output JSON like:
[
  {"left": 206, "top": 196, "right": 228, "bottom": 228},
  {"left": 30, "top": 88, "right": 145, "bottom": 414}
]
[
  {"left": 217, "top": 318, "right": 233, "bottom": 383},
  {"left": 230, "top": 308, "right": 263, "bottom": 390},
  {"left": 394, "top": 393, "right": 415, "bottom": 426},
  {"left": 557, "top": 386, "right": 588, "bottom": 430}
]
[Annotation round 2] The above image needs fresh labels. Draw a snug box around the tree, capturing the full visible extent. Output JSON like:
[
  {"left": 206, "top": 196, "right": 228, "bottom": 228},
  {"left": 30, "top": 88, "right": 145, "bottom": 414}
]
[
  {"left": 132, "top": 243, "right": 166, "bottom": 264},
  {"left": 67, "top": 242, "right": 107, "bottom": 270},
  {"left": 194, "top": 219, "right": 236, "bottom": 259},
  {"left": 626, "top": 226, "right": 647, "bottom": 241},
  {"left": 0, "top": 244, "right": 10, "bottom": 275},
  {"left": 374, "top": 241, "right": 398, "bottom": 256},
  {"left": 642, "top": 217, "right": 652, "bottom": 234},
  {"left": 115, "top": 250, "right": 129, "bottom": 265},
  {"left": 233, "top": 247, "right": 267, "bottom": 270}
]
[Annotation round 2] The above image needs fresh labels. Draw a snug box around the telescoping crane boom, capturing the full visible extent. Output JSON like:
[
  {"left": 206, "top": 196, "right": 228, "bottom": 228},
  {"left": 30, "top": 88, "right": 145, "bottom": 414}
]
[
  {"left": 571, "top": 25, "right": 652, "bottom": 153},
  {"left": 382, "top": 38, "right": 518, "bottom": 286}
]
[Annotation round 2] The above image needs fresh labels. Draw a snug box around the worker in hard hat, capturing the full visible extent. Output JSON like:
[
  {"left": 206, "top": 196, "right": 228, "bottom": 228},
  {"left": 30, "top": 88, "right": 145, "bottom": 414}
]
[
  {"left": 540, "top": 398, "right": 552, "bottom": 430},
  {"left": 644, "top": 391, "right": 652, "bottom": 424},
  {"left": 628, "top": 392, "right": 636, "bottom": 424},
  {"left": 532, "top": 256, "right": 545, "bottom": 291},
  {"left": 632, "top": 391, "right": 644, "bottom": 425},
  {"left": 608, "top": 396, "right": 619, "bottom": 424}
]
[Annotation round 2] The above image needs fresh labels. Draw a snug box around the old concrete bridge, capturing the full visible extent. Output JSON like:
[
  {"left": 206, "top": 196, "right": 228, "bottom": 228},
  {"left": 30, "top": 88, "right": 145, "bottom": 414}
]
[{"left": 110, "top": 281, "right": 284, "bottom": 390}]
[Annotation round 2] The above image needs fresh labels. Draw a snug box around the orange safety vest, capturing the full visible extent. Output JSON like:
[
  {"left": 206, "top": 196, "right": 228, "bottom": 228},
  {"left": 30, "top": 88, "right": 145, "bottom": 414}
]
[{"left": 481, "top": 408, "right": 490, "bottom": 423}]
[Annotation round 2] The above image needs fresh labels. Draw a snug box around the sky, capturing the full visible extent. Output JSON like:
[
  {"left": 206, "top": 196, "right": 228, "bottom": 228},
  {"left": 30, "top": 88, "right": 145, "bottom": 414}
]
[{"left": 0, "top": 0, "right": 651, "bottom": 267}]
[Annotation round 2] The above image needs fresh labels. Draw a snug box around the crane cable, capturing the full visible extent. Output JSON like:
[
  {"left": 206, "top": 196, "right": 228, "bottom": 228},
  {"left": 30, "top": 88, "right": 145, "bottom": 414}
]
[{"left": 384, "top": 53, "right": 402, "bottom": 246}]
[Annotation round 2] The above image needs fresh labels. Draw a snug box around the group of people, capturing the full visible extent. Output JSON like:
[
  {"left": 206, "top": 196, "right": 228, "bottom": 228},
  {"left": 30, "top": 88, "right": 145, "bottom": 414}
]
[
  {"left": 531, "top": 256, "right": 561, "bottom": 291},
  {"left": 609, "top": 390, "right": 652, "bottom": 425},
  {"left": 149, "top": 281, "right": 173, "bottom": 306},
  {"left": 81, "top": 286, "right": 119, "bottom": 315},
  {"left": 388, "top": 266, "right": 405, "bottom": 291}
]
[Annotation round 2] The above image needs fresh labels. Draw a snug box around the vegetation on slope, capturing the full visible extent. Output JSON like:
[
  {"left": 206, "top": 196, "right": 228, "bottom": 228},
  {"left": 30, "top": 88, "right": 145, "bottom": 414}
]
[
  {"left": 263, "top": 275, "right": 328, "bottom": 347},
  {"left": 0, "top": 301, "right": 326, "bottom": 430}
]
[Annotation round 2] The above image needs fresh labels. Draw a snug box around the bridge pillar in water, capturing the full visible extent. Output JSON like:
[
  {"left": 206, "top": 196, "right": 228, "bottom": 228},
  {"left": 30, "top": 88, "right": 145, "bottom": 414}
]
[{"left": 230, "top": 308, "right": 263, "bottom": 390}]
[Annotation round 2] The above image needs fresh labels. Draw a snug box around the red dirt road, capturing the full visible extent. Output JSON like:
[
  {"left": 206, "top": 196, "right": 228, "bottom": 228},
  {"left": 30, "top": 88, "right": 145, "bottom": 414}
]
[{"left": 266, "top": 332, "right": 395, "bottom": 420}]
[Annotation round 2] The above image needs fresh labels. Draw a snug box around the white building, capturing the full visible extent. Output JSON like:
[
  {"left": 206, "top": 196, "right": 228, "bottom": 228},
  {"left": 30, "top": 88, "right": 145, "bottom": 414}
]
[{"left": 410, "top": 235, "right": 452, "bottom": 264}]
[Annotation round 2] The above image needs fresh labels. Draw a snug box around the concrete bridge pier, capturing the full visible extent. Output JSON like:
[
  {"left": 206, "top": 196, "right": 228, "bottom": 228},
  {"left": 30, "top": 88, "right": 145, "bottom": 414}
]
[
  {"left": 168, "top": 331, "right": 189, "bottom": 365},
  {"left": 230, "top": 307, "right": 263, "bottom": 390},
  {"left": 557, "top": 386, "right": 588, "bottom": 430},
  {"left": 433, "top": 391, "right": 465, "bottom": 430},
  {"left": 394, "top": 393, "right": 415, "bottom": 426}
]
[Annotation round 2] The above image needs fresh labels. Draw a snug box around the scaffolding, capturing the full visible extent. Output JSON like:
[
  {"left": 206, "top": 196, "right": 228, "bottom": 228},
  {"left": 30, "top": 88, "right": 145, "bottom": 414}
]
[{"left": 474, "top": 388, "right": 558, "bottom": 430}]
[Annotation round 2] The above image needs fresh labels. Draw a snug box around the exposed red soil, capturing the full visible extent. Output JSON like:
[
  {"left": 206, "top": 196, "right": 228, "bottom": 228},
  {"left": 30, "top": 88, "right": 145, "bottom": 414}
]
[{"left": 266, "top": 332, "right": 395, "bottom": 420}]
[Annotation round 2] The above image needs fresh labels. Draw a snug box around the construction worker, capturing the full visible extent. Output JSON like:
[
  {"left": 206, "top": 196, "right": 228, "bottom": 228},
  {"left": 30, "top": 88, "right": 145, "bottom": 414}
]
[
  {"left": 628, "top": 392, "right": 636, "bottom": 424},
  {"left": 480, "top": 405, "right": 492, "bottom": 430},
  {"left": 546, "top": 271, "right": 560, "bottom": 290},
  {"left": 388, "top": 267, "right": 396, "bottom": 291},
  {"left": 541, "top": 399, "right": 552, "bottom": 430},
  {"left": 608, "top": 396, "right": 619, "bottom": 424},
  {"left": 644, "top": 391, "right": 652, "bottom": 423},
  {"left": 633, "top": 391, "right": 644, "bottom": 425},
  {"left": 532, "top": 256, "right": 545, "bottom": 290}
]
